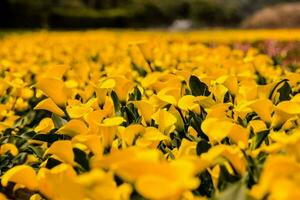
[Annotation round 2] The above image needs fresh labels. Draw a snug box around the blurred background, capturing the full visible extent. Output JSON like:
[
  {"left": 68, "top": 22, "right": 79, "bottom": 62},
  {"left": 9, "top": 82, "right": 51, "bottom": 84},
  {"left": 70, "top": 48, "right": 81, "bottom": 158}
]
[{"left": 0, "top": 0, "right": 300, "bottom": 29}]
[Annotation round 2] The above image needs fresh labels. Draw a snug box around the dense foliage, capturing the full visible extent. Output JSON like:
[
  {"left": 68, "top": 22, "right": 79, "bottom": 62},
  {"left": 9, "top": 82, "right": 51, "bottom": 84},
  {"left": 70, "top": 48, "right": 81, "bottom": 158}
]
[
  {"left": 0, "top": 0, "right": 299, "bottom": 28},
  {"left": 0, "top": 30, "right": 299, "bottom": 199}
]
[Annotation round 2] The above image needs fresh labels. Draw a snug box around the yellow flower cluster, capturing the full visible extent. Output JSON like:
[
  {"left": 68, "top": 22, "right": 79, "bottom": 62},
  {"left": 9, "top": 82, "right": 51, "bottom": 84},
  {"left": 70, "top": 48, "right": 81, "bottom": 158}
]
[{"left": 0, "top": 30, "right": 299, "bottom": 200}]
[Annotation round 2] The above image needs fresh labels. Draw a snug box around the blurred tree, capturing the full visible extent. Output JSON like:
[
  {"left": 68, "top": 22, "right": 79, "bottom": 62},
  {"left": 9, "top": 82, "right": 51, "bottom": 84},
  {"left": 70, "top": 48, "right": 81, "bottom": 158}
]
[{"left": 0, "top": 0, "right": 299, "bottom": 28}]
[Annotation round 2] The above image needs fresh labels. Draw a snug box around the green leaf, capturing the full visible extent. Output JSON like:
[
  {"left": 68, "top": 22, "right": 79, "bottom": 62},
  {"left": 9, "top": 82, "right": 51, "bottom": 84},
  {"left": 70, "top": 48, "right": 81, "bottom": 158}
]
[
  {"left": 189, "top": 111, "right": 208, "bottom": 141},
  {"left": 268, "top": 79, "right": 288, "bottom": 101},
  {"left": 33, "top": 133, "right": 70, "bottom": 145},
  {"left": 111, "top": 90, "right": 121, "bottom": 116},
  {"left": 73, "top": 148, "right": 90, "bottom": 171},
  {"left": 277, "top": 81, "right": 292, "bottom": 102},
  {"left": 255, "top": 130, "right": 270, "bottom": 149},
  {"left": 11, "top": 152, "right": 27, "bottom": 165},
  {"left": 194, "top": 170, "right": 215, "bottom": 197},
  {"left": 196, "top": 140, "right": 211, "bottom": 156},
  {"left": 128, "top": 87, "right": 142, "bottom": 101},
  {"left": 131, "top": 62, "right": 147, "bottom": 77},
  {"left": 46, "top": 157, "right": 62, "bottom": 169},
  {"left": 189, "top": 75, "right": 210, "bottom": 96},
  {"left": 255, "top": 71, "right": 267, "bottom": 85},
  {"left": 51, "top": 113, "right": 67, "bottom": 129},
  {"left": 218, "top": 165, "right": 241, "bottom": 191},
  {"left": 217, "top": 180, "right": 247, "bottom": 200},
  {"left": 27, "top": 145, "right": 44, "bottom": 159}
]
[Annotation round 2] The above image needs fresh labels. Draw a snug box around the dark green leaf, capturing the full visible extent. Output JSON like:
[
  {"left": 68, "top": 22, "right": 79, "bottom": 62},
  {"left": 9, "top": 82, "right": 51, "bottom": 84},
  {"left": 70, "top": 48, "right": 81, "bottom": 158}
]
[
  {"left": 11, "top": 152, "right": 27, "bottom": 165},
  {"left": 45, "top": 157, "right": 62, "bottom": 169},
  {"left": 51, "top": 113, "right": 67, "bottom": 129},
  {"left": 277, "top": 81, "right": 292, "bottom": 102},
  {"left": 129, "top": 87, "right": 142, "bottom": 101},
  {"left": 196, "top": 140, "right": 211, "bottom": 156},
  {"left": 189, "top": 75, "right": 211, "bottom": 96},
  {"left": 268, "top": 79, "right": 288, "bottom": 101},
  {"left": 33, "top": 133, "right": 70, "bottom": 145},
  {"left": 255, "top": 130, "right": 270, "bottom": 149},
  {"left": 73, "top": 148, "right": 90, "bottom": 171},
  {"left": 111, "top": 90, "right": 121, "bottom": 116},
  {"left": 193, "top": 170, "right": 215, "bottom": 197}
]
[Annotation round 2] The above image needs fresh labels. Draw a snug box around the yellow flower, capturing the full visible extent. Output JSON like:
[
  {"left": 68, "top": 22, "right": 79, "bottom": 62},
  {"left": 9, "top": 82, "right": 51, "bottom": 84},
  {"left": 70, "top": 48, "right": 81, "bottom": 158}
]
[
  {"left": 34, "top": 98, "right": 65, "bottom": 117},
  {"left": 250, "top": 155, "right": 300, "bottom": 200},
  {"left": 248, "top": 120, "right": 267, "bottom": 134},
  {"left": 66, "top": 100, "right": 94, "bottom": 119},
  {"left": 38, "top": 164, "right": 85, "bottom": 200},
  {"left": 133, "top": 100, "right": 155, "bottom": 123},
  {"left": 152, "top": 109, "right": 177, "bottom": 135},
  {"left": 57, "top": 119, "right": 88, "bottom": 137},
  {"left": 97, "top": 117, "right": 125, "bottom": 147},
  {"left": 0, "top": 143, "right": 18, "bottom": 156},
  {"left": 95, "top": 78, "right": 115, "bottom": 105},
  {"left": 272, "top": 101, "right": 300, "bottom": 128},
  {"left": 0, "top": 193, "right": 6, "bottom": 200},
  {"left": 135, "top": 160, "right": 199, "bottom": 199},
  {"left": 118, "top": 124, "right": 145, "bottom": 147},
  {"left": 1, "top": 165, "right": 38, "bottom": 190},
  {"left": 72, "top": 134, "right": 103, "bottom": 155},
  {"left": 246, "top": 99, "right": 273, "bottom": 123},
  {"left": 112, "top": 76, "right": 135, "bottom": 102},
  {"left": 34, "top": 118, "right": 54, "bottom": 133},
  {"left": 44, "top": 140, "right": 74, "bottom": 165},
  {"left": 36, "top": 77, "right": 69, "bottom": 106},
  {"left": 29, "top": 194, "right": 43, "bottom": 200},
  {"left": 136, "top": 127, "right": 169, "bottom": 148},
  {"left": 201, "top": 145, "right": 246, "bottom": 175},
  {"left": 178, "top": 95, "right": 200, "bottom": 114},
  {"left": 77, "top": 169, "right": 132, "bottom": 200}
]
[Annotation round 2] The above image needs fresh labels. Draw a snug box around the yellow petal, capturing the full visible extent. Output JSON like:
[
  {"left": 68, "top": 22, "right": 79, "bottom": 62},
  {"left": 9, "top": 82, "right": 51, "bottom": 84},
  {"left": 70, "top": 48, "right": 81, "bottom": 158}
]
[
  {"left": 66, "top": 103, "right": 93, "bottom": 119},
  {"left": 152, "top": 109, "right": 177, "bottom": 134},
  {"left": 34, "top": 98, "right": 65, "bottom": 117},
  {"left": 1, "top": 165, "right": 38, "bottom": 190},
  {"left": 276, "top": 101, "right": 300, "bottom": 115},
  {"left": 119, "top": 124, "right": 145, "bottom": 146},
  {"left": 178, "top": 95, "right": 199, "bottom": 113},
  {"left": 248, "top": 120, "right": 267, "bottom": 133},
  {"left": 136, "top": 175, "right": 178, "bottom": 199},
  {"left": 0, "top": 143, "right": 18, "bottom": 156},
  {"left": 44, "top": 65, "right": 69, "bottom": 79},
  {"left": 36, "top": 78, "right": 68, "bottom": 105},
  {"left": 57, "top": 119, "right": 88, "bottom": 137},
  {"left": 45, "top": 141, "right": 74, "bottom": 165},
  {"left": 143, "top": 127, "right": 169, "bottom": 141},
  {"left": 102, "top": 117, "right": 125, "bottom": 126},
  {"left": 99, "top": 78, "right": 116, "bottom": 89},
  {"left": 34, "top": 118, "right": 54, "bottom": 133},
  {"left": 72, "top": 135, "right": 103, "bottom": 155},
  {"left": 247, "top": 99, "right": 273, "bottom": 123},
  {"left": 37, "top": 164, "right": 84, "bottom": 200},
  {"left": 0, "top": 193, "right": 6, "bottom": 200},
  {"left": 201, "top": 118, "right": 234, "bottom": 143},
  {"left": 133, "top": 100, "right": 155, "bottom": 123},
  {"left": 228, "top": 124, "right": 249, "bottom": 148},
  {"left": 29, "top": 194, "right": 43, "bottom": 200}
]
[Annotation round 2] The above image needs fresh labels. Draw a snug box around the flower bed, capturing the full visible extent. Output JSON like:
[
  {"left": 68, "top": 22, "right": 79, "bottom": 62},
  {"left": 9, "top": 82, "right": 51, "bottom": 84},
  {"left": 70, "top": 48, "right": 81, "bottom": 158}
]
[{"left": 0, "top": 30, "right": 299, "bottom": 200}]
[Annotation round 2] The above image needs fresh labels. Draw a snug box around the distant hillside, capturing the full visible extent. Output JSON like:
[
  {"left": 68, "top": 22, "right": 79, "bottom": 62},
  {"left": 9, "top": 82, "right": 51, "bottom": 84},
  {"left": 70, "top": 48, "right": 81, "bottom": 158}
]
[{"left": 242, "top": 2, "right": 300, "bottom": 28}]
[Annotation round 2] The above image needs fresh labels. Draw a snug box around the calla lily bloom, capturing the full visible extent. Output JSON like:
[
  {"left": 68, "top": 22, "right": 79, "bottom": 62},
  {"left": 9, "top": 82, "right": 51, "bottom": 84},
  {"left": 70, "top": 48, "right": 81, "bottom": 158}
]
[
  {"left": 44, "top": 141, "right": 75, "bottom": 165},
  {"left": 0, "top": 143, "right": 18, "bottom": 156},
  {"left": 34, "top": 98, "right": 65, "bottom": 117},
  {"left": 1, "top": 165, "right": 38, "bottom": 191}
]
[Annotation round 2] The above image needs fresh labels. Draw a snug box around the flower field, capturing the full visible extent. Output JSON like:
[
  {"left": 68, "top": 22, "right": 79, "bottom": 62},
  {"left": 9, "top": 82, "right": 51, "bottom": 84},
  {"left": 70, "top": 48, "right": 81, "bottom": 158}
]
[{"left": 0, "top": 30, "right": 300, "bottom": 200}]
